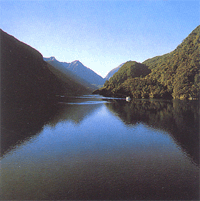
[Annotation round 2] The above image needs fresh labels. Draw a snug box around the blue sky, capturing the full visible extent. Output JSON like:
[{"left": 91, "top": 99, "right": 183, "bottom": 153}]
[{"left": 1, "top": 0, "right": 199, "bottom": 77}]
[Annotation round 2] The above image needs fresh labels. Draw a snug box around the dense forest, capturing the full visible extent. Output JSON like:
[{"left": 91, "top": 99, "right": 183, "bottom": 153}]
[{"left": 94, "top": 25, "right": 200, "bottom": 100}]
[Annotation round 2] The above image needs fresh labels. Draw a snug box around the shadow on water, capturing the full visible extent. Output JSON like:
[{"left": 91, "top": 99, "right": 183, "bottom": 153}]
[{"left": 106, "top": 99, "right": 199, "bottom": 166}]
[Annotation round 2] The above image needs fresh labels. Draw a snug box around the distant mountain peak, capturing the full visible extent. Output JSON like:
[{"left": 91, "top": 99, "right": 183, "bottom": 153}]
[
  {"left": 72, "top": 60, "right": 82, "bottom": 64},
  {"left": 44, "top": 56, "right": 105, "bottom": 87},
  {"left": 43, "top": 56, "right": 57, "bottom": 62},
  {"left": 50, "top": 56, "right": 56, "bottom": 60}
]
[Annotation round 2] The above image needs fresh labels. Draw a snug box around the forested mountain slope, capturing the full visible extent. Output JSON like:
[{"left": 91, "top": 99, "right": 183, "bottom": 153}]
[
  {"left": 1, "top": 30, "right": 92, "bottom": 106},
  {"left": 1, "top": 29, "right": 64, "bottom": 108},
  {"left": 143, "top": 25, "right": 200, "bottom": 100},
  {"left": 94, "top": 25, "right": 200, "bottom": 100}
]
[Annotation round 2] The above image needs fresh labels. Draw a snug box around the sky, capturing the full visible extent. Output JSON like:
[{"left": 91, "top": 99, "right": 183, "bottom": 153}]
[{"left": 1, "top": 0, "right": 199, "bottom": 77}]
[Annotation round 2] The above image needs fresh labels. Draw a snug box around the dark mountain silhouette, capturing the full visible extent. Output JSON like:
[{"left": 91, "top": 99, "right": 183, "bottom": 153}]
[
  {"left": 1, "top": 29, "right": 63, "bottom": 107},
  {"left": 94, "top": 25, "right": 200, "bottom": 100},
  {"left": 44, "top": 57, "right": 105, "bottom": 87}
]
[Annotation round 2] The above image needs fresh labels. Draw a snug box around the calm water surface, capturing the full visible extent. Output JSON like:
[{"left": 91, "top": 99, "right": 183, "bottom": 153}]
[{"left": 1, "top": 95, "right": 199, "bottom": 200}]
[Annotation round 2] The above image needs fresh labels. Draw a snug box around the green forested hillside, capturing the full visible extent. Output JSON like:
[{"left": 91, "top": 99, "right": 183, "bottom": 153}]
[
  {"left": 94, "top": 25, "right": 200, "bottom": 100},
  {"left": 107, "top": 61, "right": 151, "bottom": 87}
]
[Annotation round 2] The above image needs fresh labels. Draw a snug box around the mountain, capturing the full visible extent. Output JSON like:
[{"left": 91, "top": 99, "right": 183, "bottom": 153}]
[
  {"left": 104, "top": 62, "right": 126, "bottom": 80},
  {"left": 63, "top": 60, "right": 105, "bottom": 87},
  {"left": 106, "top": 61, "right": 151, "bottom": 89},
  {"left": 1, "top": 29, "right": 66, "bottom": 107},
  {"left": 44, "top": 57, "right": 105, "bottom": 88},
  {"left": 1, "top": 29, "right": 93, "bottom": 152},
  {"left": 94, "top": 25, "right": 200, "bottom": 100},
  {"left": 44, "top": 57, "right": 97, "bottom": 91},
  {"left": 143, "top": 25, "right": 200, "bottom": 100},
  {"left": 93, "top": 61, "right": 151, "bottom": 97}
]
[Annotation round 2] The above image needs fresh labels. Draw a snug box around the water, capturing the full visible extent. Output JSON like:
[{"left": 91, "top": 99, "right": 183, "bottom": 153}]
[{"left": 1, "top": 95, "right": 199, "bottom": 200}]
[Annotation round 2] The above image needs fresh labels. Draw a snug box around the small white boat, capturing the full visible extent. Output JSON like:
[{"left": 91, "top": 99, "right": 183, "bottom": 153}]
[{"left": 126, "top": 96, "right": 131, "bottom": 102}]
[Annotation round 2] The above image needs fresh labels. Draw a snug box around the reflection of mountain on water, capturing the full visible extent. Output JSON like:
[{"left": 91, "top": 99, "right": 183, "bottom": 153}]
[
  {"left": 1, "top": 101, "right": 62, "bottom": 156},
  {"left": 47, "top": 100, "right": 103, "bottom": 126},
  {"left": 106, "top": 99, "right": 199, "bottom": 166},
  {"left": 1, "top": 98, "right": 103, "bottom": 156}
]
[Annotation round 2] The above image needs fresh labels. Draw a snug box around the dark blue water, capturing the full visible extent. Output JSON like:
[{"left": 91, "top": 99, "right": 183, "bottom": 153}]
[{"left": 1, "top": 95, "right": 199, "bottom": 200}]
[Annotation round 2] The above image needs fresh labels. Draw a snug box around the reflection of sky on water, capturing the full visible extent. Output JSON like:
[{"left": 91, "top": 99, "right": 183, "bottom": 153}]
[
  {"left": 2, "top": 104, "right": 195, "bottom": 167},
  {"left": 1, "top": 103, "right": 199, "bottom": 200},
  {"left": 62, "top": 100, "right": 111, "bottom": 105}
]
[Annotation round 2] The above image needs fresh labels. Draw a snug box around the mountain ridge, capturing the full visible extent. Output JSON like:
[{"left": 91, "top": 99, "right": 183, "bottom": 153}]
[
  {"left": 44, "top": 57, "right": 105, "bottom": 87},
  {"left": 44, "top": 57, "right": 97, "bottom": 91}
]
